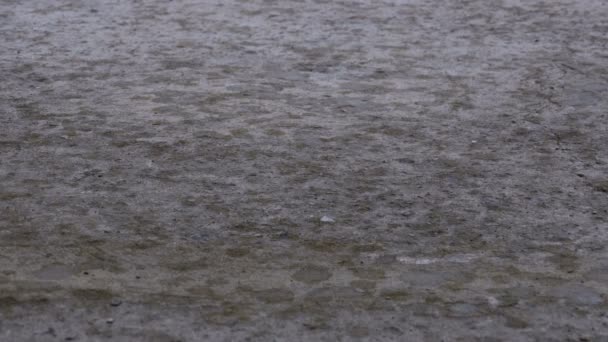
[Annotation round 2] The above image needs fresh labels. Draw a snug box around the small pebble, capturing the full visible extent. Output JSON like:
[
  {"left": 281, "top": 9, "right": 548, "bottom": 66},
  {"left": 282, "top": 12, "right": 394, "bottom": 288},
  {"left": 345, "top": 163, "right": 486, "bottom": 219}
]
[
  {"left": 106, "top": 318, "right": 114, "bottom": 324},
  {"left": 320, "top": 215, "right": 335, "bottom": 223},
  {"left": 110, "top": 299, "right": 122, "bottom": 307},
  {"left": 487, "top": 296, "right": 500, "bottom": 307}
]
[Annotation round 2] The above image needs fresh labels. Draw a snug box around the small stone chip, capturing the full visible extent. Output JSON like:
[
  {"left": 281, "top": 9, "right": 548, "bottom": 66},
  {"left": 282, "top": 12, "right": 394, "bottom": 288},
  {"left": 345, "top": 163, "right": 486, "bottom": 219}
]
[{"left": 320, "top": 215, "right": 335, "bottom": 223}]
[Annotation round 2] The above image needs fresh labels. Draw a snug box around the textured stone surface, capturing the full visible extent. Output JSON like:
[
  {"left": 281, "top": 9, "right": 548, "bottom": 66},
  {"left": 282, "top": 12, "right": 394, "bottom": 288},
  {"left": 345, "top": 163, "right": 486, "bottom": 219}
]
[{"left": 1, "top": 0, "right": 608, "bottom": 340}]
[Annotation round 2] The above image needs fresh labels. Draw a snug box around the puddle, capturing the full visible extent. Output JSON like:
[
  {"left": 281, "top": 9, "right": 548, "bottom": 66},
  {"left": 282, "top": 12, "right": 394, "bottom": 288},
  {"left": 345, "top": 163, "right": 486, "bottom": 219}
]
[{"left": 397, "top": 254, "right": 481, "bottom": 265}]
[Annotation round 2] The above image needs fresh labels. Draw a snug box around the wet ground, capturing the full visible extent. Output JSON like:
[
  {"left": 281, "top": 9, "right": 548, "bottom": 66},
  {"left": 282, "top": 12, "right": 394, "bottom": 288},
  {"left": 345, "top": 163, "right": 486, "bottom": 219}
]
[{"left": 1, "top": 0, "right": 608, "bottom": 340}]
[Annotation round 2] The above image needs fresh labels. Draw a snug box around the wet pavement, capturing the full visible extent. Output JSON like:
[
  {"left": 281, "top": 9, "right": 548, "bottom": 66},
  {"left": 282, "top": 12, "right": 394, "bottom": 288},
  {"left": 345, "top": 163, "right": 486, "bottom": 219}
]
[{"left": 1, "top": 0, "right": 608, "bottom": 340}]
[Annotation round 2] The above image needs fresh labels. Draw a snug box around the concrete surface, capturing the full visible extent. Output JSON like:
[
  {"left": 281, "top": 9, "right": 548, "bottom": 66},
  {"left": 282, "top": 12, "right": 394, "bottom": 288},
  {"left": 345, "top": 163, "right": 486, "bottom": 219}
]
[{"left": 1, "top": 0, "right": 608, "bottom": 340}]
